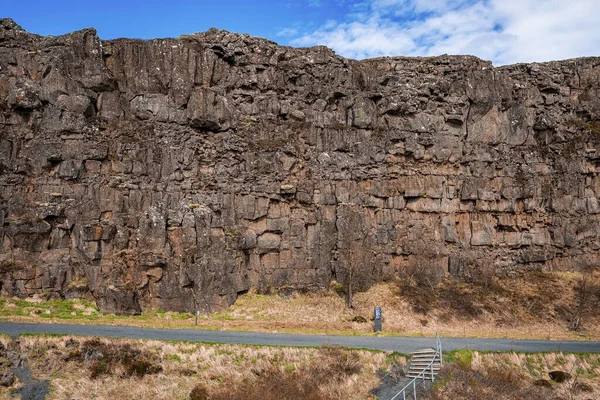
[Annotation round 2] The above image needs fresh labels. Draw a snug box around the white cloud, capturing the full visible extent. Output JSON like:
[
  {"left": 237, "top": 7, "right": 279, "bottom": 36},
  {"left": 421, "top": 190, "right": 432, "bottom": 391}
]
[
  {"left": 490, "top": 0, "right": 600, "bottom": 64},
  {"left": 290, "top": 0, "right": 600, "bottom": 65},
  {"left": 292, "top": 17, "right": 417, "bottom": 59},
  {"left": 277, "top": 27, "right": 299, "bottom": 37}
]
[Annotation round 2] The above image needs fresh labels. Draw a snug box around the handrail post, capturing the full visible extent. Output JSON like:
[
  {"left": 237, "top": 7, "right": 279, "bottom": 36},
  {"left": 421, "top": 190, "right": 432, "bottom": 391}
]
[
  {"left": 430, "top": 362, "right": 434, "bottom": 381},
  {"left": 439, "top": 334, "right": 443, "bottom": 367}
]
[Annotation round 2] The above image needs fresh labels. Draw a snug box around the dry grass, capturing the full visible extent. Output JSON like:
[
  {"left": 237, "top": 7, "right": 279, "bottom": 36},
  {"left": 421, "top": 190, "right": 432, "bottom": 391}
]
[
  {"left": 13, "top": 335, "right": 398, "bottom": 400},
  {"left": 205, "top": 271, "right": 600, "bottom": 340},
  {"left": 0, "top": 271, "right": 598, "bottom": 340},
  {"left": 3, "top": 335, "right": 600, "bottom": 400},
  {"left": 0, "top": 335, "right": 12, "bottom": 379},
  {"left": 424, "top": 350, "right": 600, "bottom": 400}
]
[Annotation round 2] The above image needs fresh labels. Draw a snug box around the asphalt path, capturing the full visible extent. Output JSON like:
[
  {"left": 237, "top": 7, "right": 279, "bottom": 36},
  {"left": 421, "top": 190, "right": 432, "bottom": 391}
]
[{"left": 1, "top": 322, "right": 600, "bottom": 354}]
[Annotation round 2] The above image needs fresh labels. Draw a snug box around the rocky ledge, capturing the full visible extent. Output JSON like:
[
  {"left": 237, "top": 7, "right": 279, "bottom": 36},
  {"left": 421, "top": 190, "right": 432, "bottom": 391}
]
[{"left": 0, "top": 18, "right": 599, "bottom": 314}]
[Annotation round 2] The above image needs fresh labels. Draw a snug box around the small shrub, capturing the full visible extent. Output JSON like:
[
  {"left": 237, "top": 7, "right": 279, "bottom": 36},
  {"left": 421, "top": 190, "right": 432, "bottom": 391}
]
[
  {"left": 64, "top": 350, "right": 82, "bottom": 362},
  {"left": 125, "top": 359, "right": 162, "bottom": 377},
  {"left": 189, "top": 383, "right": 209, "bottom": 400},
  {"left": 90, "top": 359, "right": 108, "bottom": 379},
  {"left": 572, "top": 381, "right": 594, "bottom": 393},
  {"left": 330, "top": 281, "right": 347, "bottom": 297},
  {"left": 445, "top": 349, "right": 474, "bottom": 368},
  {"left": 351, "top": 315, "right": 367, "bottom": 323},
  {"left": 318, "top": 346, "right": 362, "bottom": 378},
  {"left": 65, "top": 339, "right": 162, "bottom": 379},
  {"left": 533, "top": 379, "right": 553, "bottom": 388}
]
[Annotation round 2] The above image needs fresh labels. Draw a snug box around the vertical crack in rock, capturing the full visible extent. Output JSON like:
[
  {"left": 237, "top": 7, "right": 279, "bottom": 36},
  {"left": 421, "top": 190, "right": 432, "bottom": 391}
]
[{"left": 465, "top": 99, "right": 473, "bottom": 140}]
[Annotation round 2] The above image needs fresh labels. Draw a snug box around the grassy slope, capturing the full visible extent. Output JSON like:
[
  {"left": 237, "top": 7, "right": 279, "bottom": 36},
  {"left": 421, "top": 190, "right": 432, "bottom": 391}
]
[
  {"left": 0, "top": 335, "right": 403, "bottom": 400},
  {"left": 2, "top": 335, "right": 600, "bottom": 400},
  {"left": 424, "top": 349, "right": 600, "bottom": 400},
  {"left": 0, "top": 271, "right": 598, "bottom": 340}
]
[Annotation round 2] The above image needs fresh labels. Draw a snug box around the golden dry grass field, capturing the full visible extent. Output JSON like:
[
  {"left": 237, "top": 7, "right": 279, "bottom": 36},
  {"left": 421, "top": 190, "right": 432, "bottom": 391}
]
[
  {"left": 1, "top": 335, "right": 599, "bottom": 400},
  {"left": 0, "top": 335, "right": 403, "bottom": 400},
  {"left": 422, "top": 350, "right": 600, "bottom": 400}
]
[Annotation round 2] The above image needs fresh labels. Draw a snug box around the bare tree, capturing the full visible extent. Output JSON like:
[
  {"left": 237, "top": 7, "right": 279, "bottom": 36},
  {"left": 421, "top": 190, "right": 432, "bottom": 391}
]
[
  {"left": 336, "top": 204, "right": 369, "bottom": 309},
  {"left": 568, "top": 266, "right": 599, "bottom": 331}
]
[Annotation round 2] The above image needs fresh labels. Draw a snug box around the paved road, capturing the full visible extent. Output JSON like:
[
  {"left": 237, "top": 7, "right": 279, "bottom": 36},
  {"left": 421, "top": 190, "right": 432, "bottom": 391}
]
[{"left": 1, "top": 322, "right": 600, "bottom": 353}]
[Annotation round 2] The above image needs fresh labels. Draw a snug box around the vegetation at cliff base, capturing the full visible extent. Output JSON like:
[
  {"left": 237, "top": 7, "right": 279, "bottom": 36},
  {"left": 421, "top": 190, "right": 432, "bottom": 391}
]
[{"left": 0, "top": 270, "right": 598, "bottom": 340}]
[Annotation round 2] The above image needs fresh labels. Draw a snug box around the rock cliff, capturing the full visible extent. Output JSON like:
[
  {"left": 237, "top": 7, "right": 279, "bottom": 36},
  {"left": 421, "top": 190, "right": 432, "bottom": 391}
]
[{"left": 1, "top": 18, "right": 599, "bottom": 314}]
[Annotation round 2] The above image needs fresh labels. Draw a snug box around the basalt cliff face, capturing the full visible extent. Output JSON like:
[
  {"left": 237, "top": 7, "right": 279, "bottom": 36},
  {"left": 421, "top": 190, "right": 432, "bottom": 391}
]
[{"left": 1, "top": 18, "right": 599, "bottom": 314}]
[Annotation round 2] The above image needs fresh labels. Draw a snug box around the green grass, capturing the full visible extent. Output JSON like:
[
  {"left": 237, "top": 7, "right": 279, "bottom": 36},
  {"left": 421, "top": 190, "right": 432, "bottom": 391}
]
[
  {"left": 444, "top": 349, "right": 474, "bottom": 367},
  {"left": 385, "top": 352, "right": 407, "bottom": 364},
  {"left": 19, "top": 333, "right": 70, "bottom": 338},
  {"left": 211, "top": 311, "right": 237, "bottom": 321},
  {"left": 116, "top": 308, "right": 192, "bottom": 321},
  {"left": 165, "top": 354, "right": 182, "bottom": 362},
  {"left": 0, "top": 296, "right": 193, "bottom": 323},
  {"left": 0, "top": 297, "right": 101, "bottom": 319}
]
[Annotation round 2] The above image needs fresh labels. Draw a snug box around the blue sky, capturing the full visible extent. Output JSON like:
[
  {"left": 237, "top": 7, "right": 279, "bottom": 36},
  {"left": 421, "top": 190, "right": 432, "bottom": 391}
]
[
  {"left": 2, "top": 1, "right": 347, "bottom": 41},
  {"left": 3, "top": 0, "right": 600, "bottom": 65}
]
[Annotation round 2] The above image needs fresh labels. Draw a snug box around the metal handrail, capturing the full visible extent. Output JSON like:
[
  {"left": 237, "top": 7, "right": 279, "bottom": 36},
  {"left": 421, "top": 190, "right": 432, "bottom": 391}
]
[{"left": 390, "top": 332, "right": 443, "bottom": 400}]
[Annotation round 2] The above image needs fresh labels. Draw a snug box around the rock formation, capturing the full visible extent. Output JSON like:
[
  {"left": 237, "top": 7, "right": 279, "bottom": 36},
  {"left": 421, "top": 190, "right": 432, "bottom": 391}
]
[{"left": 1, "top": 18, "right": 599, "bottom": 314}]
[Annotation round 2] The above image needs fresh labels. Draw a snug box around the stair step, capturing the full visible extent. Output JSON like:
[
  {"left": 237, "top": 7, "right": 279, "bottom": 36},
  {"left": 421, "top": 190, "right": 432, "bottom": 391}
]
[
  {"left": 406, "top": 347, "right": 442, "bottom": 381},
  {"left": 408, "top": 367, "right": 438, "bottom": 372},
  {"left": 407, "top": 370, "right": 440, "bottom": 374},
  {"left": 406, "top": 368, "right": 441, "bottom": 374},
  {"left": 412, "top": 349, "right": 436, "bottom": 355},
  {"left": 406, "top": 374, "right": 436, "bottom": 379},
  {"left": 410, "top": 359, "right": 440, "bottom": 365}
]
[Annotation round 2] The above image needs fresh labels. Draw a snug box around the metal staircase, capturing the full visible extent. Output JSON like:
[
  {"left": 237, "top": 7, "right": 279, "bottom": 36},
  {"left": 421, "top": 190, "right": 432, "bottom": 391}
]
[
  {"left": 406, "top": 348, "right": 441, "bottom": 380},
  {"left": 389, "top": 332, "right": 443, "bottom": 400}
]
